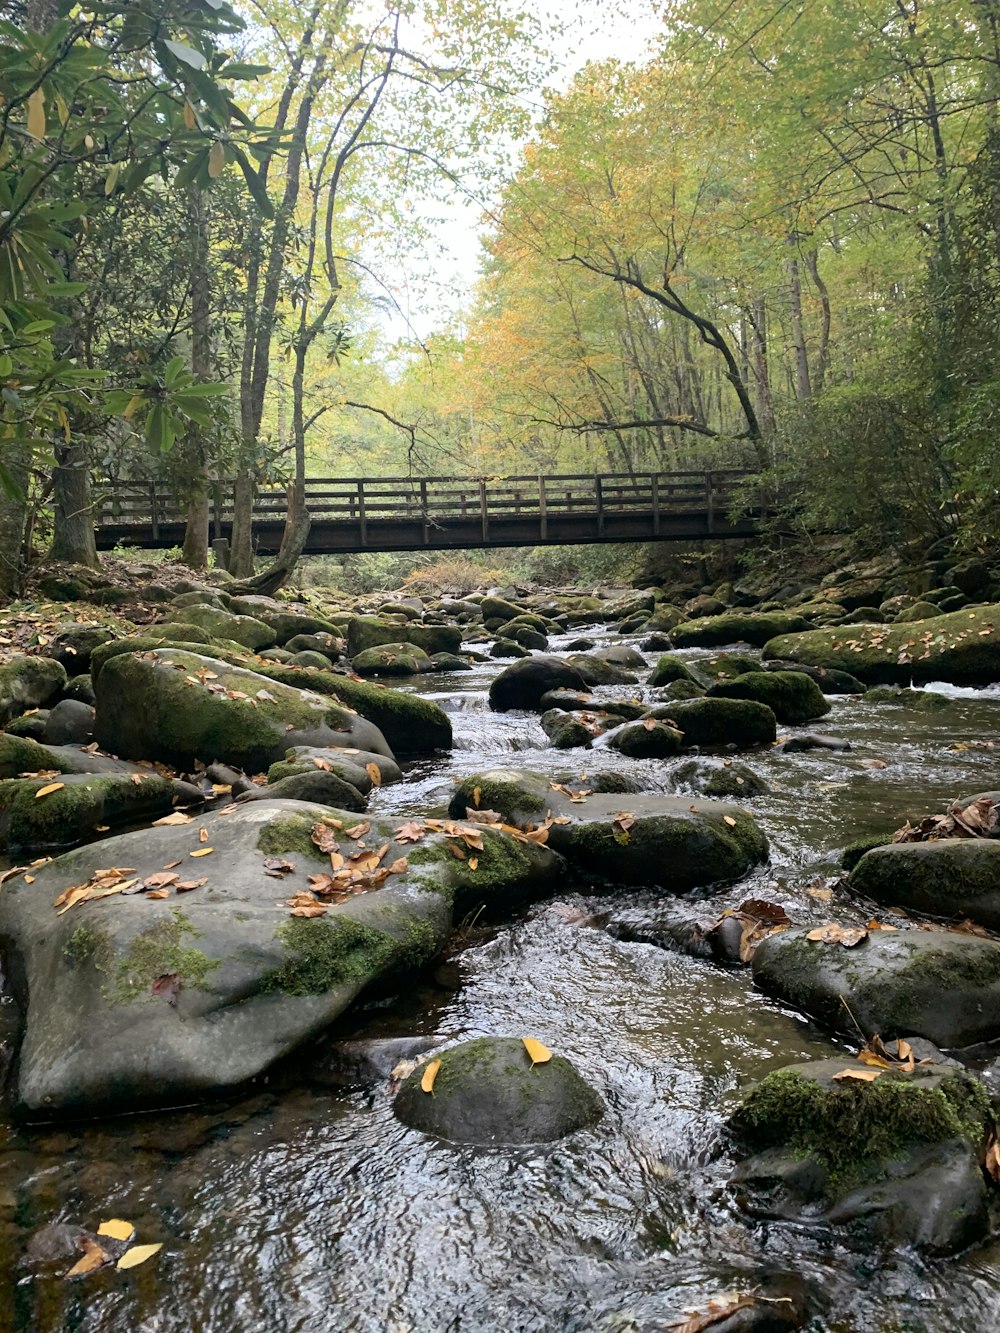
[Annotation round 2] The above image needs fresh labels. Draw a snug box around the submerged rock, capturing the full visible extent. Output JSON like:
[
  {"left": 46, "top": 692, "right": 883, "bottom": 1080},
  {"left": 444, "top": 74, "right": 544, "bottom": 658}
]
[
  {"left": 393, "top": 1036, "right": 603, "bottom": 1144},
  {"left": 0, "top": 800, "right": 564, "bottom": 1116},
  {"left": 730, "top": 1058, "right": 993, "bottom": 1254},
  {"left": 752, "top": 926, "right": 1000, "bottom": 1047}
]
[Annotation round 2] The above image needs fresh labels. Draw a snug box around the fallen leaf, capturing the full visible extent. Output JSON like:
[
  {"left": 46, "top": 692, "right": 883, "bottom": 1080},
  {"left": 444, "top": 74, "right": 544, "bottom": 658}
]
[
  {"left": 143, "top": 871, "right": 179, "bottom": 889},
  {"left": 153, "top": 812, "right": 192, "bottom": 827},
  {"left": 97, "top": 1219, "right": 135, "bottom": 1242},
  {"left": 345, "top": 821, "right": 371, "bottom": 840},
  {"left": 129, "top": 773, "right": 145, "bottom": 786},
  {"left": 189, "top": 848, "right": 213, "bottom": 858},
  {"left": 34, "top": 782, "right": 65, "bottom": 799},
  {"left": 806, "top": 923, "right": 868, "bottom": 947},
  {"left": 66, "top": 1236, "right": 111, "bottom": 1279},
  {"left": 116, "top": 1242, "right": 163, "bottom": 1270},
  {"left": 832, "top": 1068, "right": 883, "bottom": 1082},
  {"left": 986, "top": 1134, "right": 1000, "bottom": 1185},
  {"left": 145, "top": 888, "right": 171, "bottom": 900},
  {"left": 175, "top": 878, "right": 207, "bottom": 892},
  {"left": 387, "top": 857, "right": 409, "bottom": 874},
  {"left": 395, "top": 821, "right": 426, "bottom": 844},
  {"left": 366, "top": 762, "right": 382, "bottom": 786},
  {"left": 522, "top": 1037, "right": 552, "bottom": 1067},
  {"left": 421, "top": 1058, "right": 441, "bottom": 1093},
  {"left": 468, "top": 857, "right": 479, "bottom": 871},
  {"left": 199, "top": 826, "right": 209, "bottom": 843},
  {"left": 151, "top": 973, "right": 181, "bottom": 1004},
  {"left": 723, "top": 815, "right": 737, "bottom": 827},
  {"left": 472, "top": 785, "right": 482, "bottom": 807}
]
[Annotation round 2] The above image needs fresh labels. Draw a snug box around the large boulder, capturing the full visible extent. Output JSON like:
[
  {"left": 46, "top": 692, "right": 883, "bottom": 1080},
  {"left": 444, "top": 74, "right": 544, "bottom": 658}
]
[
  {"left": 708, "top": 670, "right": 831, "bottom": 726},
  {"left": 0, "top": 656, "right": 67, "bottom": 724},
  {"left": 763, "top": 604, "right": 1000, "bottom": 685},
  {"left": 94, "top": 649, "right": 392, "bottom": 771},
  {"left": 394, "top": 1037, "right": 604, "bottom": 1144},
  {"left": 0, "top": 733, "right": 145, "bottom": 779},
  {"left": 0, "top": 800, "right": 564, "bottom": 1116},
  {"left": 752, "top": 925, "right": 1000, "bottom": 1046},
  {"left": 448, "top": 770, "right": 768, "bottom": 891},
  {"left": 648, "top": 654, "right": 696, "bottom": 687},
  {"left": 646, "top": 697, "right": 777, "bottom": 749},
  {"left": 164, "top": 604, "right": 277, "bottom": 651},
  {"left": 670, "top": 613, "right": 810, "bottom": 649},
  {"left": 489, "top": 656, "right": 587, "bottom": 712},
  {"left": 46, "top": 623, "right": 116, "bottom": 672},
  {"left": 605, "top": 719, "right": 683, "bottom": 759},
  {"left": 730, "top": 1058, "right": 992, "bottom": 1254},
  {"left": 565, "top": 654, "right": 638, "bottom": 686},
  {"left": 848, "top": 841, "right": 1000, "bottom": 930},
  {"left": 758, "top": 659, "right": 865, "bottom": 695},
  {"left": 351, "top": 643, "right": 433, "bottom": 677},
  {"left": 346, "top": 616, "right": 461, "bottom": 658},
  {"left": 0, "top": 771, "right": 178, "bottom": 853}
]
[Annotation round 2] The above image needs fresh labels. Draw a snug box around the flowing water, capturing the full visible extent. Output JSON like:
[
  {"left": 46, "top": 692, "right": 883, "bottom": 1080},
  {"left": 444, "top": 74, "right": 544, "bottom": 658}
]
[{"left": 3, "top": 627, "right": 1000, "bottom": 1331}]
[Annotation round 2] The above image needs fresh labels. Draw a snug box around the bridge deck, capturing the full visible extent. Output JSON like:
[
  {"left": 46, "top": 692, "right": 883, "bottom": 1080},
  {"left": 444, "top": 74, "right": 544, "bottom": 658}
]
[{"left": 93, "top": 470, "right": 765, "bottom": 554}]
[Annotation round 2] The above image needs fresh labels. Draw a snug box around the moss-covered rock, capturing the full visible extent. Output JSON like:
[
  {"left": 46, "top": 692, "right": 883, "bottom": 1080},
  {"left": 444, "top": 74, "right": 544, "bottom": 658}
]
[
  {"left": 671, "top": 612, "right": 810, "bottom": 648},
  {"left": 46, "top": 623, "right": 116, "bottom": 672},
  {"left": 480, "top": 594, "right": 524, "bottom": 623},
  {"left": 708, "top": 670, "right": 831, "bottom": 725},
  {"left": 686, "top": 653, "right": 759, "bottom": 686},
  {"left": 0, "top": 655, "right": 67, "bottom": 724},
  {"left": 89, "top": 630, "right": 215, "bottom": 681},
  {"left": 640, "top": 604, "right": 687, "bottom": 633},
  {"left": 840, "top": 833, "right": 892, "bottom": 871},
  {"left": 0, "top": 770, "right": 176, "bottom": 852},
  {"left": 730, "top": 1058, "right": 991, "bottom": 1253},
  {"left": 605, "top": 719, "right": 683, "bottom": 759},
  {"left": 239, "top": 768, "right": 367, "bottom": 812},
  {"left": 760, "top": 659, "right": 865, "bottom": 694},
  {"left": 490, "top": 638, "right": 530, "bottom": 659},
  {"left": 94, "top": 649, "right": 392, "bottom": 770},
  {"left": 764, "top": 603, "right": 1000, "bottom": 685},
  {"left": 539, "top": 710, "right": 596, "bottom": 749},
  {"left": 848, "top": 840, "right": 1000, "bottom": 929},
  {"left": 647, "top": 697, "right": 777, "bottom": 749},
  {"left": 657, "top": 678, "right": 706, "bottom": 701},
  {"left": 894, "top": 600, "right": 943, "bottom": 623},
  {"left": 648, "top": 654, "right": 696, "bottom": 687},
  {"left": 564, "top": 653, "right": 638, "bottom": 686},
  {"left": 671, "top": 758, "right": 767, "bottom": 799},
  {"left": 489, "top": 656, "right": 587, "bottom": 711},
  {"left": 346, "top": 616, "right": 462, "bottom": 658},
  {"left": 351, "top": 643, "right": 433, "bottom": 677},
  {"left": 393, "top": 1036, "right": 603, "bottom": 1144},
  {"left": 164, "top": 604, "right": 277, "bottom": 650},
  {"left": 752, "top": 925, "right": 1000, "bottom": 1046}
]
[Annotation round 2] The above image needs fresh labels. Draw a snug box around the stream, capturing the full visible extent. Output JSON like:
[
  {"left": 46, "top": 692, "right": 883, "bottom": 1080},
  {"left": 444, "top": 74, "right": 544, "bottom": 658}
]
[{"left": 3, "top": 625, "right": 1000, "bottom": 1331}]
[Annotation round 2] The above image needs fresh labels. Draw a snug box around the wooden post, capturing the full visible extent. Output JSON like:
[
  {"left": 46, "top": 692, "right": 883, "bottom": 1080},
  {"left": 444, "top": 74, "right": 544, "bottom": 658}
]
[
  {"left": 706, "top": 471, "right": 715, "bottom": 534},
  {"left": 595, "top": 476, "right": 605, "bottom": 538},
  {"left": 538, "top": 475, "right": 547, "bottom": 541},
  {"left": 651, "top": 473, "right": 661, "bottom": 536},
  {"left": 212, "top": 537, "right": 230, "bottom": 570},
  {"left": 358, "top": 480, "right": 368, "bottom": 546},
  {"left": 149, "top": 482, "right": 160, "bottom": 542},
  {"left": 420, "top": 478, "right": 429, "bottom": 545},
  {"left": 479, "top": 479, "right": 489, "bottom": 542}
]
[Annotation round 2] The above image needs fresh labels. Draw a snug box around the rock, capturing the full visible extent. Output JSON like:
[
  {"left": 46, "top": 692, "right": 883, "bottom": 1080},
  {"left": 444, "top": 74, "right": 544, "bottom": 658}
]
[
  {"left": 565, "top": 654, "right": 638, "bottom": 686},
  {"left": 164, "top": 605, "right": 277, "bottom": 650},
  {"left": 639, "top": 632, "right": 673, "bottom": 651},
  {"left": 237, "top": 769, "right": 368, "bottom": 812},
  {"left": 708, "top": 670, "right": 831, "bottom": 726},
  {"left": 512, "top": 627, "right": 548, "bottom": 651},
  {"left": 0, "top": 656, "right": 67, "bottom": 724},
  {"left": 647, "top": 697, "right": 777, "bottom": 749},
  {"left": 430, "top": 652, "right": 473, "bottom": 671},
  {"left": 538, "top": 688, "right": 597, "bottom": 712},
  {"left": 758, "top": 660, "right": 865, "bottom": 695},
  {"left": 684, "top": 593, "right": 727, "bottom": 618},
  {"left": 480, "top": 594, "right": 524, "bottom": 623},
  {"left": 894, "top": 600, "right": 942, "bottom": 623},
  {"left": 600, "top": 590, "right": 655, "bottom": 622},
  {"left": 94, "top": 649, "right": 392, "bottom": 771},
  {"left": 267, "top": 747, "right": 394, "bottom": 789},
  {"left": 46, "top": 624, "right": 116, "bottom": 672},
  {"left": 752, "top": 925, "right": 1000, "bottom": 1046},
  {"left": 0, "top": 800, "right": 564, "bottom": 1115},
  {"left": 40, "top": 699, "right": 95, "bottom": 746},
  {"left": 840, "top": 834, "right": 892, "bottom": 870},
  {"left": 605, "top": 719, "right": 683, "bottom": 759},
  {"left": 947, "top": 558, "right": 993, "bottom": 598},
  {"left": 671, "top": 758, "right": 767, "bottom": 798},
  {"left": 592, "top": 645, "right": 646, "bottom": 668},
  {"left": 539, "top": 710, "right": 596, "bottom": 749},
  {"left": 657, "top": 678, "right": 705, "bottom": 701},
  {"left": 308, "top": 1035, "right": 439, "bottom": 1088},
  {"left": 392, "top": 1036, "right": 603, "bottom": 1144},
  {"left": 351, "top": 643, "right": 433, "bottom": 677},
  {"left": 0, "top": 733, "right": 141, "bottom": 779},
  {"left": 171, "top": 589, "right": 228, "bottom": 610},
  {"left": 774, "top": 733, "right": 850, "bottom": 753},
  {"left": 848, "top": 841, "right": 1000, "bottom": 930},
  {"left": 641, "top": 605, "right": 687, "bottom": 633},
  {"left": 686, "top": 652, "right": 758, "bottom": 685},
  {"left": 61, "top": 673, "right": 95, "bottom": 705},
  {"left": 490, "top": 638, "right": 530, "bottom": 659},
  {"left": 565, "top": 637, "right": 595, "bottom": 651},
  {"left": 489, "top": 656, "right": 587, "bottom": 711},
  {"left": 648, "top": 654, "right": 696, "bottom": 687},
  {"left": 89, "top": 630, "right": 215, "bottom": 681},
  {"left": 730, "top": 1058, "right": 992, "bottom": 1254},
  {"left": 0, "top": 771, "right": 176, "bottom": 853},
  {"left": 449, "top": 771, "right": 768, "bottom": 890},
  {"left": 289, "top": 650, "right": 337, "bottom": 670},
  {"left": 671, "top": 613, "right": 810, "bottom": 649},
  {"left": 346, "top": 616, "right": 462, "bottom": 658},
  {"left": 4, "top": 713, "right": 48, "bottom": 739},
  {"left": 763, "top": 603, "right": 1000, "bottom": 685},
  {"left": 284, "top": 633, "right": 341, "bottom": 658}
]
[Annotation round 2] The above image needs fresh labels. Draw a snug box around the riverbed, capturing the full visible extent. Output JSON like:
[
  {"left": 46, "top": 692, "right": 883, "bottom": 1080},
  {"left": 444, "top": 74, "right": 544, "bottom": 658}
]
[{"left": 3, "top": 626, "right": 1000, "bottom": 1331}]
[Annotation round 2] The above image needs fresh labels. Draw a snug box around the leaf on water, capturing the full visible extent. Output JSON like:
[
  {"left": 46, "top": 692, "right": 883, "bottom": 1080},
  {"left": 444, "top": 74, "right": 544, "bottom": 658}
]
[
  {"left": 806, "top": 885, "right": 834, "bottom": 901},
  {"left": 806, "top": 923, "right": 868, "bottom": 947},
  {"left": 522, "top": 1037, "right": 552, "bottom": 1068},
  {"left": 34, "top": 782, "right": 65, "bottom": 799},
  {"left": 665, "top": 1295, "right": 759, "bottom": 1333},
  {"left": 153, "top": 812, "right": 192, "bottom": 826},
  {"left": 189, "top": 848, "right": 213, "bottom": 857},
  {"left": 97, "top": 1219, "right": 135, "bottom": 1242},
  {"left": 421, "top": 1058, "right": 441, "bottom": 1093},
  {"left": 65, "top": 1236, "right": 111, "bottom": 1279},
  {"left": 832, "top": 1068, "right": 883, "bottom": 1082},
  {"left": 116, "top": 1242, "right": 163, "bottom": 1271},
  {"left": 366, "top": 763, "right": 382, "bottom": 786}
]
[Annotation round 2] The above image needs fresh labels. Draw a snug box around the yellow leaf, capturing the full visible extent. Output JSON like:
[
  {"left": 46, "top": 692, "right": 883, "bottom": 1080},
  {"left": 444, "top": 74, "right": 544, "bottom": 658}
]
[
  {"left": 522, "top": 1037, "right": 552, "bottom": 1067},
  {"left": 723, "top": 815, "right": 737, "bottom": 827},
  {"left": 183, "top": 99, "right": 197, "bottom": 130},
  {"left": 366, "top": 762, "right": 382, "bottom": 787},
  {"left": 189, "top": 847, "right": 213, "bottom": 857},
  {"left": 27, "top": 87, "right": 45, "bottom": 139},
  {"left": 55, "top": 92, "right": 70, "bottom": 126},
  {"left": 123, "top": 393, "right": 143, "bottom": 421},
  {"left": 199, "top": 826, "right": 208, "bottom": 842},
  {"left": 65, "top": 1237, "right": 110, "bottom": 1279},
  {"left": 832, "top": 1068, "right": 882, "bottom": 1082},
  {"left": 208, "top": 140, "right": 226, "bottom": 178},
  {"left": 153, "top": 811, "right": 192, "bottom": 826},
  {"left": 420, "top": 1058, "right": 441, "bottom": 1093},
  {"left": 116, "top": 1242, "right": 163, "bottom": 1270},
  {"left": 472, "top": 785, "right": 481, "bottom": 807},
  {"left": 97, "top": 1219, "right": 135, "bottom": 1242},
  {"left": 35, "top": 782, "right": 65, "bottom": 798},
  {"left": 468, "top": 857, "right": 479, "bottom": 871}
]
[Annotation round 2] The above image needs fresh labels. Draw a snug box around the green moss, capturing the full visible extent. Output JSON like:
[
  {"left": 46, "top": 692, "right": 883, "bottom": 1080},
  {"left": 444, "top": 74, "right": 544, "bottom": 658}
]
[
  {"left": 648, "top": 654, "right": 695, "bottom": 687},
  {"left": 255, "top": 813, "right": 333, "bottom": 861},
  {"left": 0, "top": 733, "right": 67, "bottom": 779},
  {"left": 734, "top": 1066, "right": 991, "bottom": 1190},
  {"left": 0, "top": 772, "right": 173, "bottom": 852},
  {"left": 708, "top": 670, "right": 830, "bottom": 725},
  {"left": 671, "top": 612, "right": 810, "bottom": 648},
  {"left": 840, "top": 834, "right": 892, "bottom": 871},
  {"left": 450, "top": 774, "right": 546, "bottom": 817},
  {"left": 104, "top": 910, "right": 219, "bottom": 1005},
  {"left": 63, "top": 924, "right": 112, "bottom": 970},
  {"left": 268, "top": 915, "right": 399, "bottom": 995},
  {"left": 648, "top": 697, "right": 777, "bottom": 748}
]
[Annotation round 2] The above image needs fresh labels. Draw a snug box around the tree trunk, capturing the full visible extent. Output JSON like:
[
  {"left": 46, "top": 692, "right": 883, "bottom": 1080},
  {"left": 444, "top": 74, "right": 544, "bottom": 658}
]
[
  {"left": 227, "top": 507, "right": 310, "bottom": 597},
  {"left": 786, "top": 244, "right": 811, "bottom": 399},
  {"left": 229, "top": 472, "right": 255, "bottom": 577},
  {"left": 181, "top": 185, "right": 211, "bottom": 569},
  {"left": 804, "top": 249, "right": 831, "bottom": 395},
  {"left": 0, "top": 445, "right": 29, "bottom": 598},
  {"left": 50, "top": 442, "right": 98, "bottom": 566},
  {"left": 750, "top": 298, "right": 776, "bottom": 436}
]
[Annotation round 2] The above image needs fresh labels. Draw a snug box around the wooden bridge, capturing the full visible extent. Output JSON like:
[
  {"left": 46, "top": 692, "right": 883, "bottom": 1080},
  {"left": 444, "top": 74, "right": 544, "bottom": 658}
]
[{"left": 93, "top": 469, "right": 766, "bottom": 554}]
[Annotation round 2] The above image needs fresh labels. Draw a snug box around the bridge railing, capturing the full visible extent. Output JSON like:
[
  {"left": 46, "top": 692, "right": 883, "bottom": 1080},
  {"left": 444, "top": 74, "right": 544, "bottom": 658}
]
[{"left": 93, "top": 469, "right": 758, "bottom": 538}]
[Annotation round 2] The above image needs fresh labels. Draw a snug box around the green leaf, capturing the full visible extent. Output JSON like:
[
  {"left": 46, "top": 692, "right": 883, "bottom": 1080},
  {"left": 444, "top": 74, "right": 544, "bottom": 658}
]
[
  {"left": 229, "top": 145, "right": 274, "bottom": 219},
  {"left": 163, "top": 355, "right": 187, "bottom": 387},
  {"left": 162, "top": 39, "right": 207, "bottom": 71}
]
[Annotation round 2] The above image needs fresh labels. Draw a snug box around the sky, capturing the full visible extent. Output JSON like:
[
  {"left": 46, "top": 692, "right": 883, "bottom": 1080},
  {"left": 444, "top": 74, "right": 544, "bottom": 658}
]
[{"left": 372, "top": 0, "right": 667, "bottom": 345}]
